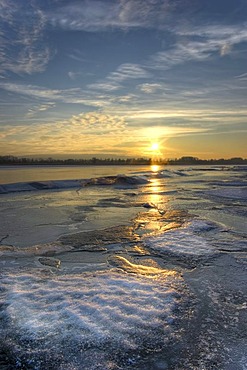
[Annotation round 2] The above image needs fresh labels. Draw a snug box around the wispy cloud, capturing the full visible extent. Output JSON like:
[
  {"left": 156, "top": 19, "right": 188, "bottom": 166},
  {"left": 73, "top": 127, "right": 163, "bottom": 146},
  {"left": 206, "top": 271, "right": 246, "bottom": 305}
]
[
  {"left": 108, "top": 63, "right": 151, "bottom": 82},
  {"left": 128, "top": 108, "right": 247, "bottom": 122},
  {"left": 26, "top": 103, "right": 56, "bottom": 118},
  {"left": 83, "top": 22, "right": 247, "bottom": 97},
  {"left": 88, "top": 82, "right": 121, "bottom": 92},
  {"left": 1, "top": 1, "right": 246, "bottom": 78},
  {"left": 68, "top": 71, "right": 83, "bottom": 80},
  {"left": 0, "top": 1, "right": 51, "bottom": 75},
  {"left": 150, "top": 42, "right": 218, "bottom": 71},
  {"left": 0, "top": 82, "right": 111, "bottom": 108},
  {"left": 235, "top": 72, "right": 247, "bottom": 81},
  {"left": 138, "top": 83, "right": 164, "bottom": 94},
  {"left": 88, "top": 63, "right": 151, "bottom": 92},
  {"left": 0, "top": 82, "right": 66, "bottom": 100},
  {"left": 48, "top": 0, "right": 177, "bottom": 32},
  {"left": 67, "top": 50, "right": 91, "bottom": 63}
]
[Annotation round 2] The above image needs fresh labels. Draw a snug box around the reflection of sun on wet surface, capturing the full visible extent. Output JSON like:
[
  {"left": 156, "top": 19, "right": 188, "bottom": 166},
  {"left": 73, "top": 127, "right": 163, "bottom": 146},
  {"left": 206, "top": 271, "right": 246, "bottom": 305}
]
[
  {"left": 149, "top": 177, "right": 164, "bottom": 206},
  {"left": 108, "top": 255, "right": 177, "bottom": 278},
  {"left": 134, "top": 209, "right": 188, "bottom": 237},
  {"left": 150, "top": 164, "right": 161, "bottom": 173},
  {"left": 131, "top": 245, "right": 150, "bottom": 255}
]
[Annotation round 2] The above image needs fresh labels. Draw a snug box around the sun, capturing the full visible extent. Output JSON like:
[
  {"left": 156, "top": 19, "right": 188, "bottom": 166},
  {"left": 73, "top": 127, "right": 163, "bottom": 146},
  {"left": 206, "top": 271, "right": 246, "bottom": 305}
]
[{"left": 151, "top": 142, "right": 159, "bottom": 151}]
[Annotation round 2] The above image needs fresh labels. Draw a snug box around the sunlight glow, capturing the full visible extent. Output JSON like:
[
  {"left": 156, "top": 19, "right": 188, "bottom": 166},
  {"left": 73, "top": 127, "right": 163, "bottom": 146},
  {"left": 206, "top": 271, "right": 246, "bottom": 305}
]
[{"left": 151, "top": 143, "right": 159, "bottom": 151}]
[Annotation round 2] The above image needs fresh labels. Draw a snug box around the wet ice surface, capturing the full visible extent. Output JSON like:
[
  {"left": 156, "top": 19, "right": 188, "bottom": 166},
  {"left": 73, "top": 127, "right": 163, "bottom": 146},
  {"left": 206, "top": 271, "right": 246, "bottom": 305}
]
[
  {"left": 0, "top": 185, "right": 141, "bottom": 247},
  {"left": 0, "top": 165, "right": 247, "bottom": 369},
  {"left": 205, "top": 187, "right": 247, "bottom": 200}
]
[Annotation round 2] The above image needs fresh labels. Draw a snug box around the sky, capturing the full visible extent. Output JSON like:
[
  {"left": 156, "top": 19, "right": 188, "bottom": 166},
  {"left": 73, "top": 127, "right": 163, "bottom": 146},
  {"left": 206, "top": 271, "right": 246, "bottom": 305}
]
[{"left": 0, "top": 0, "right": 247, "bottom": 159}]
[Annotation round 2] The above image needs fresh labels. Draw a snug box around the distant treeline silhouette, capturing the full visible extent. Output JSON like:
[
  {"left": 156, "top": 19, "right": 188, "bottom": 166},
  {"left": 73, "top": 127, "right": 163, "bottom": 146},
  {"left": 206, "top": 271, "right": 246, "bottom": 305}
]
[{"left": 0, "top": 155, "right": 247, "bottom": 165}]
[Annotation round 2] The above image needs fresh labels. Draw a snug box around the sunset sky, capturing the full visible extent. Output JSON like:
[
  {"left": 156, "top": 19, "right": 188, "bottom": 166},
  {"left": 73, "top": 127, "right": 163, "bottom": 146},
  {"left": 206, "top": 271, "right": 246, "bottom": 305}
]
[{"left": 0, "top": 0, "right": 247, "bottom": 159}]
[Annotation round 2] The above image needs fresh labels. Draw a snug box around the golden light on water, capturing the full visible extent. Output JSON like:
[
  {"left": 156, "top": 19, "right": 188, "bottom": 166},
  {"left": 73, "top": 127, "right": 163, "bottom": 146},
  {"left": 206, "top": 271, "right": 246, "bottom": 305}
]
[
  {"left": 109, "top": 255, "right": 177, "bottom": 277},
  {"left": 149, "top": 178, "right": 162, "bottom": 205},
  {"left": 150, "top": 164, "right": 160, "bottom": 172}
]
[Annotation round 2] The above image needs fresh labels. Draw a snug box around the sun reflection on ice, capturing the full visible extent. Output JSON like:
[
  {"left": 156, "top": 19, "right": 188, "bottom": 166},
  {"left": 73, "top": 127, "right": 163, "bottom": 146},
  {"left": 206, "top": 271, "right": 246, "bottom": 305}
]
[
  {"left": 108, "top": 255, "right": 177, "bottom": 277},
  {"left": 150, "top": 164, "right": 160, "bottom": 173},
  {"left": 149, "top": 177, "right": 164, "bottom": 207}
]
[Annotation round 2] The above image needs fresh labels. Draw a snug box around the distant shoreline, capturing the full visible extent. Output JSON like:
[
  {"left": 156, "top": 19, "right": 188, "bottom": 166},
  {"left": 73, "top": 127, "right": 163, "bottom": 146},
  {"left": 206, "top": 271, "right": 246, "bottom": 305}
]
[{"left": 1, "top": 155, "right": 247, "bottom": 166}]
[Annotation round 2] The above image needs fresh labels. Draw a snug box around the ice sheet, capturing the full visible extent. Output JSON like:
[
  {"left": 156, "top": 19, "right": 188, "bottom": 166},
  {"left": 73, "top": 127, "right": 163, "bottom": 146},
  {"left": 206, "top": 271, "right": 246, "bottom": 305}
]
[{"left": 205, "top": 187, "right": 247, "bottom": 200}]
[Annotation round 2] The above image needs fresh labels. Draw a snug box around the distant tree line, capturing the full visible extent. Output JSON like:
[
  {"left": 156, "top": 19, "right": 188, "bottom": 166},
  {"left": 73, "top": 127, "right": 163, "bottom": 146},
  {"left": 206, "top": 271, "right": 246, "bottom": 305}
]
[
  {"left": 167, "top": 156, "right": 247, "bottom": 165},
  {"left": 0, "top": 155, "right": 246, "bottom": 166}
]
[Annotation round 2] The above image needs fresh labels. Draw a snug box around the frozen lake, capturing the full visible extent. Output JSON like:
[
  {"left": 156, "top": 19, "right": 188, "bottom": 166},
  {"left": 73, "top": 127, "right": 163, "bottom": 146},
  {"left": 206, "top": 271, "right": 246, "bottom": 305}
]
[{"left": 0, "top": 165, "right": 246, "bottom": 369}]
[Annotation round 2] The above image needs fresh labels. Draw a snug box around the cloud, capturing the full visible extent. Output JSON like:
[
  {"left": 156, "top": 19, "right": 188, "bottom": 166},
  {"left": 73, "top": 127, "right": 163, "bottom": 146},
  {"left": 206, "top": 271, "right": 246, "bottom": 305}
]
[
  {"left": 220, "top": 43, "right": 232, "bottom": 56},
  {"left": 0, "top": 0, "right": 18, "bottom": 23},
  {"left": 138, "top": 83, "right": 164, "bottom": 94},
  {"left": 80, "top": 22, "right": 247, "bottom": 98},
  {"left": 67, "top": 50, "right": 90, "bottom": 63},
  {"left": 126, "top": 108, "right": 247, "bottom": 133},
  {"left": 128, "top": 108, "right": 247, "bottom": 120},
  {"left": 48, "top": 0, "right": 178, "bottom": 32},
  {"left": 145, "top": 23, "right": 247, "bottom": 71},
  {"left": 109, "top": 63, "right": 151, "bottom": 82},
  {"left": 26, "top": 103, "right": 56, "bottom": 118},
  {"left": 88, "top": 63, "right": 151, "bottom": 92},
  {"left": 118, "top": 0, "right": 174, "bottom": 27},
  {"left": 0, "top": 82, "right": 64, "bottom": 99},
  {"left": 1, "top": 106, "right": 247, "bottom": 157},
  {"left": 178, "top": 24, "right": 247, "bottom": 42},
  {"left": 1, "top": 1, "right": 245, "bottom": 79},
  {"left": 68, "top": 71, "right": 82, "bottom": 80},
  {"left": 69, "top": 112, "right": 126, "bottom": 133},
  {"left": 49, "top": 1, "right": 118, "bottom": 31},
  {"left": 0, "top": 82, "right": 111, "bottom": 108},
  {"left": 87, "top": 82, "right": 121, "bottom": 92},
  {"left": 235, "top": 72, "right": 247, "bottom": 81},
  {"left": 0, "top": 1, "right": 51, "bottom": 75},
  {"left": 149, "top": 43, "right": 211, "bottom": 70},
  {"left": 0, "top": 112, "right": 129, "bottom": 155}
]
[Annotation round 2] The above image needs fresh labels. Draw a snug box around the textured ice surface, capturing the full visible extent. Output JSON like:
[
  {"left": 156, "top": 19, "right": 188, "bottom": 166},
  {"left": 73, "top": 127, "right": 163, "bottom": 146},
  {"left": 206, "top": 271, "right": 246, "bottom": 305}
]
[
  {"left": 0, "top": 268, "right": 186, "bottom": 369},
  {"left": 160, "top": 169, "right": 189, "bottom": 178},
  {"left": 1, "top": 165, "right": 246, "bottom": 369},
  {"left": 144, "top": 219, "right": 217, "bottom": 257},
  {"left": 0, "top": 175, "right": 149, "bottom": 194},
  {"left": 206, "top": 187, "right": 247, "bottom": 200},
  {"left": 0, "top": 180, "right": 82, "bottom": 193}
]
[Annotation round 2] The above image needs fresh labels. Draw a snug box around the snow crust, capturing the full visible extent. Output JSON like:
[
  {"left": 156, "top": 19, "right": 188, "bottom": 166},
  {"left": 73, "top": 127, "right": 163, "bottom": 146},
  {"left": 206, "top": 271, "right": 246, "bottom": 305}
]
[
  {"left": 145, "top": 219, "right": 217, "bottom": 257},
  {"left": 1, "top": 268, "right": 185, "bottom": 369}
]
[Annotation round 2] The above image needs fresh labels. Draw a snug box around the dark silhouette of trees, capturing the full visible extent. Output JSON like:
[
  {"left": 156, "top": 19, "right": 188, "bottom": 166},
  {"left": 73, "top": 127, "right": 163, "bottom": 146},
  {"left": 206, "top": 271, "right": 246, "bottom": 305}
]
[{"left": 0, "top": 155, "right": 246, "bottom": 166}]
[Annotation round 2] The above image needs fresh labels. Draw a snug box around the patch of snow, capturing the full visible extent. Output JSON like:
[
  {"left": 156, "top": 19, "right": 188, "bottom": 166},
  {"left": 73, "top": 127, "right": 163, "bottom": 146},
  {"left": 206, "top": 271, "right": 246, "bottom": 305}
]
[
  {"left": 0, "top": 268, "right": 186, "bottom": 369},
  {"left": 144, "top": 219, "right": 217, "bottom": 257}
]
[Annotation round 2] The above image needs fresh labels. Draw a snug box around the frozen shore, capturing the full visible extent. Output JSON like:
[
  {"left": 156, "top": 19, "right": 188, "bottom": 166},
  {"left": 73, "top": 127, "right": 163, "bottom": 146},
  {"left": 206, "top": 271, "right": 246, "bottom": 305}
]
[{"left": 0, "top": 168, "right": 246, "bottom": 369}]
